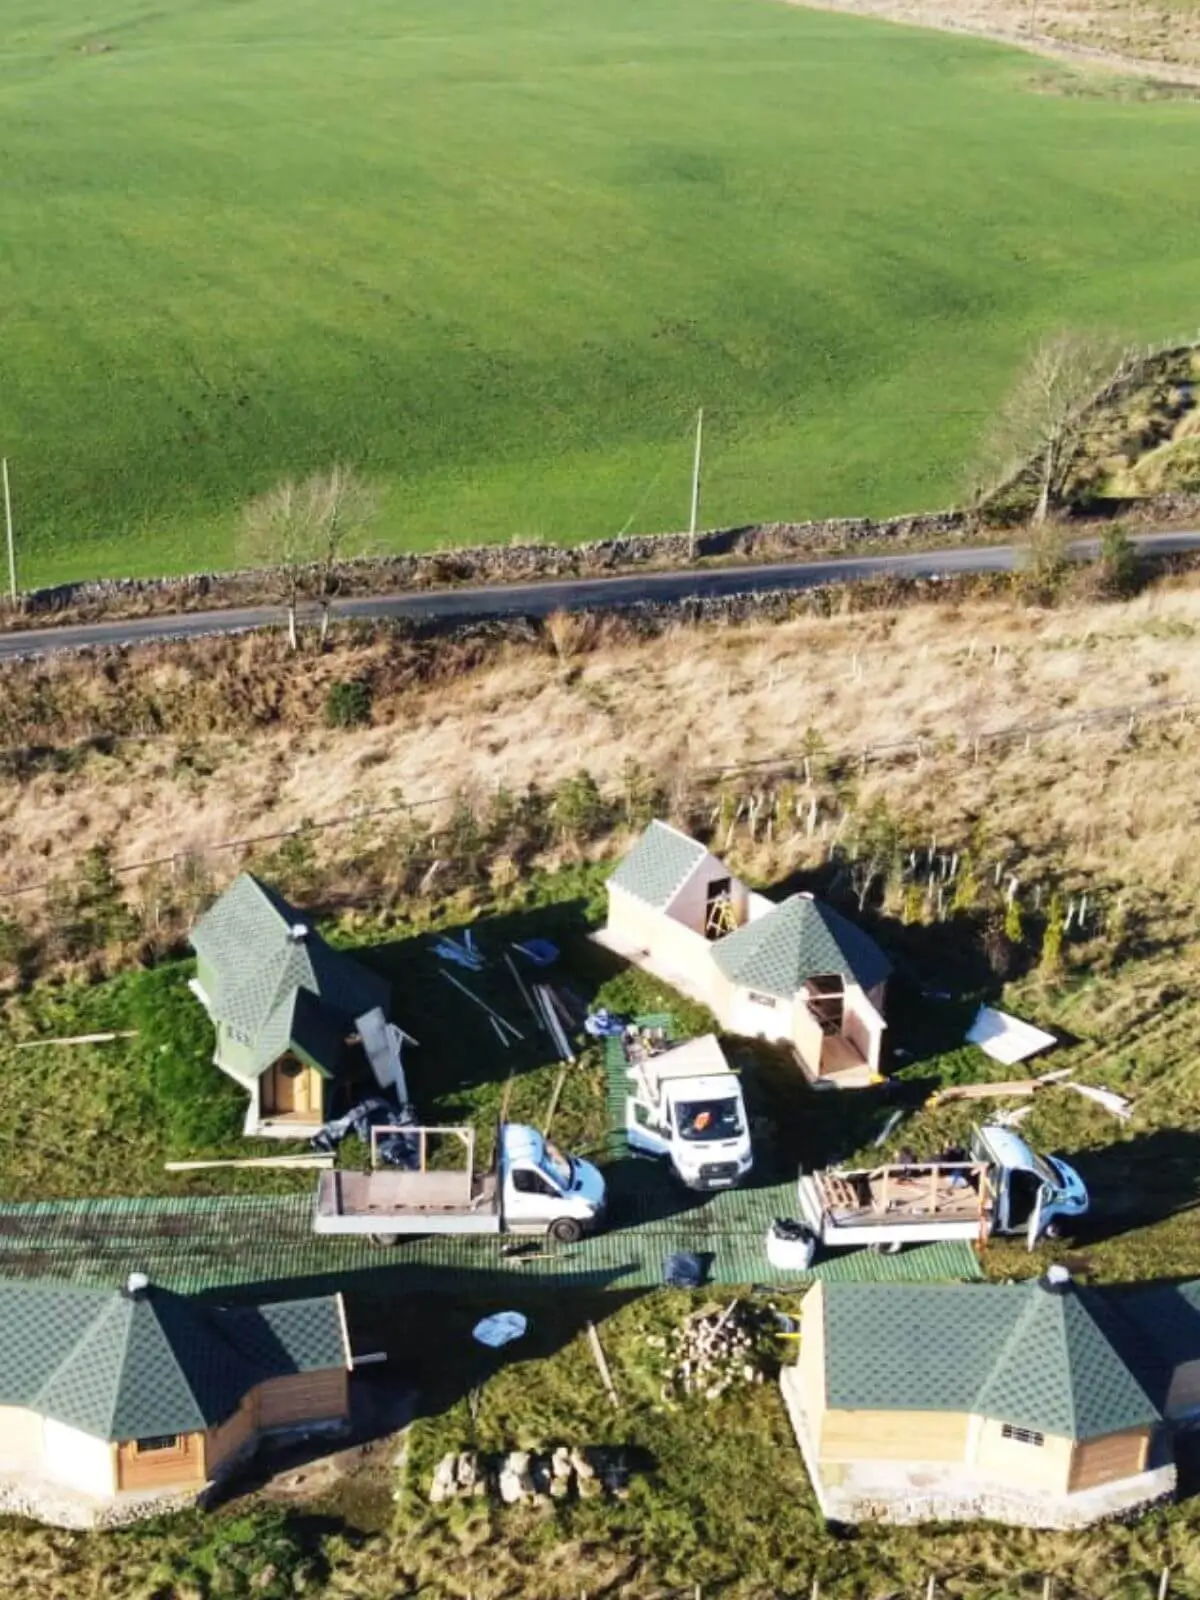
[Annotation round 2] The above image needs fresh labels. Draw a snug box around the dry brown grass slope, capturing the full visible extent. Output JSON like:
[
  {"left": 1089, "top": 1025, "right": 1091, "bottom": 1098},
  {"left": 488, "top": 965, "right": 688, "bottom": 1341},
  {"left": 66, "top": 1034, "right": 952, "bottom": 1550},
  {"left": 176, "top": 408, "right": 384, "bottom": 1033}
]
[
  {"left": 780, "top": 0, "right": 1200, "bottom": 79},
  {"left": 4, "top": 578, "right": 1200, "bottom": 924}
]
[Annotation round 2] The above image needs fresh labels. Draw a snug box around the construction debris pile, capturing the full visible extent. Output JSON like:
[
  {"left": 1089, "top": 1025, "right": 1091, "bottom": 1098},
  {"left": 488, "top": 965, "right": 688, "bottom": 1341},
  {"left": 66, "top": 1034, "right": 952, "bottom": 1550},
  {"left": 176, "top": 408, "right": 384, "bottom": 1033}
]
[
  {"left": 433, "top": 932, "right": 579, "bottom": 1065},
  {"left": 648, "top": 1300, "right": 766, "bottom": 1403},
  {"left": 429, "top": 1445, "right": 633, "bottom": 1505}
]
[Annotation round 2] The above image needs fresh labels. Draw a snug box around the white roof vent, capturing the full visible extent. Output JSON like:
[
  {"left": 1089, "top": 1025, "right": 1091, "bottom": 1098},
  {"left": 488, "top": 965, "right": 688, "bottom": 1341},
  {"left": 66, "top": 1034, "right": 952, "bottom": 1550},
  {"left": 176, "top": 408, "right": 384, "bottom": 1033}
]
[
  {"left": 126, "top": 1271, "right": 150, "bottom": 1299},
  {"left": 1043, "top": 1264, "right": 1072, "bottom": 1293},
  {"left": 288, "top": 922, "right": 309, "bottom": 943}
]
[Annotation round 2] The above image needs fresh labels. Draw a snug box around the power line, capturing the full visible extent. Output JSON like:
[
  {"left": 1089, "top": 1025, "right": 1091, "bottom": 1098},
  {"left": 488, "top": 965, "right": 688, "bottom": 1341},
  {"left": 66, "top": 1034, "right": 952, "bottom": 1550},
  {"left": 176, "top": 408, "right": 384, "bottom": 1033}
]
[{"left": 0, "top": 692, "right": 1189, "bottom": 903}]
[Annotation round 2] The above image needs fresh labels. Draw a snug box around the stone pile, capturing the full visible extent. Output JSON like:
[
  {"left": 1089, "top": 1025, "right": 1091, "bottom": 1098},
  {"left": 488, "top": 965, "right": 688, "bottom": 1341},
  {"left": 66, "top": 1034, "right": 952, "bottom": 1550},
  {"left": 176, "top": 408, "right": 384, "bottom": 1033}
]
[
  {"left": 429, "top": 1445, "right": 631, "bottom": 1505},
  {"left": 648, "top": 1299, "right": 765, "bottom": 1402}
]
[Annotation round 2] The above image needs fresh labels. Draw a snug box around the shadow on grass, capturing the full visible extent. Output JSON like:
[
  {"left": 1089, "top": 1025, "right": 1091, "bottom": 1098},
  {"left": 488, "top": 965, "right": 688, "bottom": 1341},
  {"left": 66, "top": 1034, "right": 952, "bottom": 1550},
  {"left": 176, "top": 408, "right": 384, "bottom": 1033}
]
[
  {"left": 207, "top": 1269, "right": 650, "bottom": 1485},
  {"left": 355, "top": 900, "right": 597, "bottom": 1111},
  {"left": 1059, "top": 1126, "right": 1200, "bottom": 1250}
]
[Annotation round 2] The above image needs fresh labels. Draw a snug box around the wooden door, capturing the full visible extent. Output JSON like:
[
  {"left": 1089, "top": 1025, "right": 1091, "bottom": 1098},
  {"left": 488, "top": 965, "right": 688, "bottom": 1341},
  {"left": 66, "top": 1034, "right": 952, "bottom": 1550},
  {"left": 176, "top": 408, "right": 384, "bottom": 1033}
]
[{"left": 267, "top": 1057, "right": 302, "bottom": 1114}]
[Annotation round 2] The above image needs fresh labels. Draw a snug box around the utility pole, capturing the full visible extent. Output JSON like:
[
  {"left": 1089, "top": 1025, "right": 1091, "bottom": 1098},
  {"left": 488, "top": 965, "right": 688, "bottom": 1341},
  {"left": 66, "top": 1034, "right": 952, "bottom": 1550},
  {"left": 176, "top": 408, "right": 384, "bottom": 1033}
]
[
  {"left": 688, "top": 407, "right": 703, "bottom": 558},
  {"left": 2, "top": 458, "right": 14, "bottom": 603}
]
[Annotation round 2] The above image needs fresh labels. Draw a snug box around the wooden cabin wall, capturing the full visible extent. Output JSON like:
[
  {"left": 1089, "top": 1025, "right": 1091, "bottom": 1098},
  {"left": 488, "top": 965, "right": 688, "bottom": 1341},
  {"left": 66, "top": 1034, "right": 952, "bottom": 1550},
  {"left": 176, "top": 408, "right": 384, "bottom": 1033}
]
[
  {"left": 256, "top": 1368, "right": 348, "bottom": 1431},
  {"left": 1068, "top": 1428, "right": 1151, "bottom": 1492},
  {"left": 204, "top": 1393, "right": 258, "bottom": 1476},
  {"left": 819, "top": 1408, "right": 969, "bottom": 1463},
  {"left": 116, "top": 1432, "right": 206, "bottom": 1492}
]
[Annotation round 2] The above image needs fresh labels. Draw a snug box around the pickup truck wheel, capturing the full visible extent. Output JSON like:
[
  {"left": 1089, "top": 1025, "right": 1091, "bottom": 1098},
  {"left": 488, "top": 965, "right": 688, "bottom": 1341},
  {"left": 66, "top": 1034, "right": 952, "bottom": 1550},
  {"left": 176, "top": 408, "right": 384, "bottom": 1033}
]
[
  {"left": 549, "top": 1217, "right": 583, "bottom": 1245},
  {"left": 1042, "top": 1221, "right": 1062, "bottom": 1241},
  {"left": 870, "top": 1240, "right": 904, "bottom": 1256},
  {"left": 368, "top": 1233, "right": 400, "bottom": 1248}
]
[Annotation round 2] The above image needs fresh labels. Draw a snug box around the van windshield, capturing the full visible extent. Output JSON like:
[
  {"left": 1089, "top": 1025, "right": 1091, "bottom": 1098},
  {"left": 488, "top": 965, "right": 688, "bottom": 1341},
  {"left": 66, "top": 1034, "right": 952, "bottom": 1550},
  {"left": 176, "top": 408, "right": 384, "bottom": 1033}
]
[
  {"left": 975, "top": 1130, "right": 1058, "bottom": 1189},
  {"left": 676, "top": 1098, "right": 743, "bottom": 1142},
  {"left": 542, "top": 1139, "right": 573, "bottom": 1189},
  {"left": 1026, "top": 1151, "right": 1059, "bottom": 1187}
]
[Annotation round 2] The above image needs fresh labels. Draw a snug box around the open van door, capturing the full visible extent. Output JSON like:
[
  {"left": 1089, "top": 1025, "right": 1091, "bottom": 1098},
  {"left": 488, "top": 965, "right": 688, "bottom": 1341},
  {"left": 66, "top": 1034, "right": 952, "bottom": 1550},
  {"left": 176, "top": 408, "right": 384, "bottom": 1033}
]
[
  {"left": 626, "top": 1100, "right": 670, "bottom": 1157},
  {"left": 1026, "top": 1183, "right": 1049, "bottom": 1251}
]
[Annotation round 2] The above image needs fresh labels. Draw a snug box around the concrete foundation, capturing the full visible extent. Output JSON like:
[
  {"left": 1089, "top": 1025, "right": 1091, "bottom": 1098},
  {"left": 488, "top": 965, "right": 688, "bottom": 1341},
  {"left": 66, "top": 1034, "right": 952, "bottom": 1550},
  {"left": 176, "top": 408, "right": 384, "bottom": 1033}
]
[
  {"left": 0, "top": 1419, "right": 350, "bottom": 1529},
  {"left": 779, "top": 1367, "right": 1177, "bottom": 1530}
]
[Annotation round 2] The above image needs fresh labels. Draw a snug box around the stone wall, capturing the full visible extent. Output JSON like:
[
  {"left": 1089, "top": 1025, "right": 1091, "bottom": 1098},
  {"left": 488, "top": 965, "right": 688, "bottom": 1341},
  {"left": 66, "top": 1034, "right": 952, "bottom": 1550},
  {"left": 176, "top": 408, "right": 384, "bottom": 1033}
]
[
  {"left": 11, "top": 508, "right": 973, "bottom": 623},
  {"left": 9, "top": 489, "right": 1198, "bottom": 633}
]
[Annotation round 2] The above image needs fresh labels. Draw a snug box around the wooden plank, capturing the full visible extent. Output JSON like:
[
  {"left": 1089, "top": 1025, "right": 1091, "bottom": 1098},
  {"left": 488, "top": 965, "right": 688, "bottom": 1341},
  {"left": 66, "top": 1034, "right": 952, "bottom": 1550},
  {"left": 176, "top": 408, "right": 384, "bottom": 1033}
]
[
  {"left": 586, "top": 1320, "right": 620, "bottom": 1408},
  {"left": 16, "top": 1031, "right": 137, "bottom": 1048},
  {"left": 543, "top": 1066, "right": 568, "bottom": 1137},
  {"left": 931, "top": 1079, "right": 1041, "bottom": 1103},
  {"left": 165, "top": 1155, "right": 335, "bottom": 1172},
  {"left": 505, "top": 952, "right": 546, "bottom": 1033}
]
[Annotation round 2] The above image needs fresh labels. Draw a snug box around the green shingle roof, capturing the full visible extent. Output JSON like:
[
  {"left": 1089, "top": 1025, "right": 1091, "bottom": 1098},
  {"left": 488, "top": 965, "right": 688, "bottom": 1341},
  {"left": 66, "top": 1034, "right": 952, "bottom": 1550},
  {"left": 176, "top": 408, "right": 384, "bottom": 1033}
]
[
  {"left": 821, "top": 1279, "right": 1163, "bottom": 1441},
  {"left": 0, "top": 1278, "right": 347, "bottom": 1442},
  {"left": 609, "top": 822, "right": 708, "bottom": 910},
  {"left": 712, "top": 893, "right": 891, "bottom": 998},
  {"left": 191, "top": 874, "right": 389, "bottom": 1082}
]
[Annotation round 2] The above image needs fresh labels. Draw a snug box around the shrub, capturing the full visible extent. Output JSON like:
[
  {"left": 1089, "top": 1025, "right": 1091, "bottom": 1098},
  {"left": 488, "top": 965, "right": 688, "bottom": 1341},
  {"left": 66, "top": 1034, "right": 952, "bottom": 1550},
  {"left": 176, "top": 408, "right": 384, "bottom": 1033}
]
[
  {"left": 1040, "top": 892, "right": 1065, "bottom": 974},
  {"left": 45, "top": 843, "right": 140, "bottom": 958},
  {"left": 950, "top": 853, "right": 980, "bottom": 914},
  {"left": 550, "top": 769, "right": 611, "bottom": 844},
  {"left": 1095, "top": 523, "right": 1140, "bottom": 597},
  {"left": 1017, "top": 521, "right": 1070, "bottom": 606},
  {"left": 324, "top": 677, "right": 373, "bottom": 729},
  {"left": 0, "top": 915, "right": 33, "bottom": 979}
]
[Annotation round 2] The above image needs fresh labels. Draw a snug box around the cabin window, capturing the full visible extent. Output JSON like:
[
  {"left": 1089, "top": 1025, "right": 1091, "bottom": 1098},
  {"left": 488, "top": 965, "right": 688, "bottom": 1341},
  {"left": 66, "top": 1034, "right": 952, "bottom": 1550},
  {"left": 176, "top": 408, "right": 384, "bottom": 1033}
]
[
  {"left": 748, "top": 992, "right": 777, "bottom": 1010},
  {"left": 135, "top": 1434, "right": 181, "bottom": 1453},
  {"left": 1001, "top": 1424, "right": 1045, "bottom": 1447},
  {"left": 512, "top": 1168, "right": 557, "bottom": 1197}
]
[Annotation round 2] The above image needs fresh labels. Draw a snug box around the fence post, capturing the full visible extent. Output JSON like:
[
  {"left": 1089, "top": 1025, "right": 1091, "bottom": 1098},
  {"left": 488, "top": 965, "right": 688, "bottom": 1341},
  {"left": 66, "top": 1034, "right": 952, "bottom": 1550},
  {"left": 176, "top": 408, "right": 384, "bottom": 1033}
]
[
  {"left": 1158, "top": 1566, "right": 1170, "bottom": 1600},
  {"left": 926, "top": 1576, "right": 937, "bottom": 1600}
]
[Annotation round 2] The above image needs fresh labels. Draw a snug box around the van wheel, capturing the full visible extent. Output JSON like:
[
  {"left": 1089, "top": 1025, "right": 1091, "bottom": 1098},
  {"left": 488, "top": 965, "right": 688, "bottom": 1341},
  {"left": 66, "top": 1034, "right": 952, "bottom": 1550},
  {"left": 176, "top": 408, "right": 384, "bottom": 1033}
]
[
  {"left": 369, "top": 1233, "right": 400, "bottom": 1248},
  {"left": 549, "top": 1217, "right": 583, "bottom": 1245},
  {"left": 870, "top": 1240, "right": 904, "bottom": 1256}
]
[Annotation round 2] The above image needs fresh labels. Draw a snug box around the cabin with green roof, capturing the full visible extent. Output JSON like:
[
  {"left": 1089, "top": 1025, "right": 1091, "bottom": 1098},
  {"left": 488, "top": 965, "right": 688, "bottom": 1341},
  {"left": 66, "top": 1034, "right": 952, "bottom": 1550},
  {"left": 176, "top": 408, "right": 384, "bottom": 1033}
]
[
  {"left": 782, "top": 1275, "right": 1199, "bottom": 1527},
  {"left": 599, "top": 822, "right": 889, "bottom": 1084},
  {"left": 189, "top": 874, "right": 391, "bottom": 1136},
  {"left": 0, "top": 1274, "right": 351, "bottom": 1525}
]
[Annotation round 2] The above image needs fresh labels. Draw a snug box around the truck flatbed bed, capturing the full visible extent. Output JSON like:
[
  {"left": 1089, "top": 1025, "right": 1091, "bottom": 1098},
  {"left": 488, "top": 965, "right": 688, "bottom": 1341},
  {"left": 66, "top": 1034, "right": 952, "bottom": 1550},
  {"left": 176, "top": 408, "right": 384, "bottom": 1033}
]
[
  {"left": 315, "top": 1168, "right": 499, "bottom": 1231},
  {"left": 815, "top": 1165, "right": 986, "bottom": 1225}
]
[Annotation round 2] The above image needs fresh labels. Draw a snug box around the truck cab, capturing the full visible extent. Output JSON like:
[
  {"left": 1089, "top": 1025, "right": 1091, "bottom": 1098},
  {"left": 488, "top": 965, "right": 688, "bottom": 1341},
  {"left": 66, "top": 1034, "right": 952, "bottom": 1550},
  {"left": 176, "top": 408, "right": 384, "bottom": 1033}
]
[
  {"left": 626, "top": 1035, "right": 753, "bottom": 1191},
  {"left": 971, "top": 1124, "right": 1089, "bottom": 1246},
  {"left": 499, "top": 1124, "right": 607, "bottom": 1242}
]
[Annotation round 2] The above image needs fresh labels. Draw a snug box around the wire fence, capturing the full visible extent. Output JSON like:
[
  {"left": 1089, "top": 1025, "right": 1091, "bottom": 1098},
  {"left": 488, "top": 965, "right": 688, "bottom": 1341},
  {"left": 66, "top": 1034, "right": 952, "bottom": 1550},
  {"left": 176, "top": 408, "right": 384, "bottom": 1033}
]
[
  {"left": 0, "top": 687, "right": 1191, "bottom": 906},
  {"left": 568, "top": 1572, "right": 1180, "bottom": 1600}
]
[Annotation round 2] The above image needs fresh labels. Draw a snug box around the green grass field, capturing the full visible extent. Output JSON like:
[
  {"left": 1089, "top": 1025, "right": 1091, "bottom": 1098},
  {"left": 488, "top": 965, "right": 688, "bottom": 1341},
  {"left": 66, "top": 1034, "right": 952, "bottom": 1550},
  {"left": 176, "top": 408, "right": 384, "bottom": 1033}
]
[{"left": 2, "top": 0, "right": 1200, "bottom": 584}]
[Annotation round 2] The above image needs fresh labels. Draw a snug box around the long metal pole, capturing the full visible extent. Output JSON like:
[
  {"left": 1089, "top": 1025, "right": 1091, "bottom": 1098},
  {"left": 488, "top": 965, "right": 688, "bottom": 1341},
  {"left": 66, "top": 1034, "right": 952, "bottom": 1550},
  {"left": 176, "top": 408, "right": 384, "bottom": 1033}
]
[
  {"left": 1, "top": 458, "right": 14, "bottom": 602},
  {"left": 688, "top": 407, "right": 703, "bottom": 554}
]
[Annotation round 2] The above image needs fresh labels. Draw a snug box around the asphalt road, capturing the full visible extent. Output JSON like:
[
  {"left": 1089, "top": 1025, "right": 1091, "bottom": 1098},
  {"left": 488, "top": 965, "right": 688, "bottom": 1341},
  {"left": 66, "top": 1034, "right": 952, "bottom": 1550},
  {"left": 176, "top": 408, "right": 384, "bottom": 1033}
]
[{"left": 2, "top": 530, "right": 1197, "bottom": 660}]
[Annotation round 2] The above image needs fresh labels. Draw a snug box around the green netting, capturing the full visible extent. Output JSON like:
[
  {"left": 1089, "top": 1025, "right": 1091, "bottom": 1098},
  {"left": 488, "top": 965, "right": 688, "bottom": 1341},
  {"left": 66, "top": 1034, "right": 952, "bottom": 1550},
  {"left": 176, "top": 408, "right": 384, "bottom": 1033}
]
[
  {"left": 0, "top": 1193, "right": 980, "bottom": 1295},
  {"left": 0, "top": 1014, "right": 983, "bottom": 1295},
  {"left": 0, "top": 1011, "right": 985, "bottom": 1299}
]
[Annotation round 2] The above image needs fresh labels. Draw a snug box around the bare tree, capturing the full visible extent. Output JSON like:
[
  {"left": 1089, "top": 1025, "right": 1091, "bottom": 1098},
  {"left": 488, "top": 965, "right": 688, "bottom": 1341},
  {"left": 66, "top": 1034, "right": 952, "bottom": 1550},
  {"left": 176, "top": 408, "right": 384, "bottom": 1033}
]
[
  {"left": 240, "top": 465, "right": 379, "bottom": 649},
  {"left": 978, "top": 332, "right": 1137, "bottom": 524}
]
